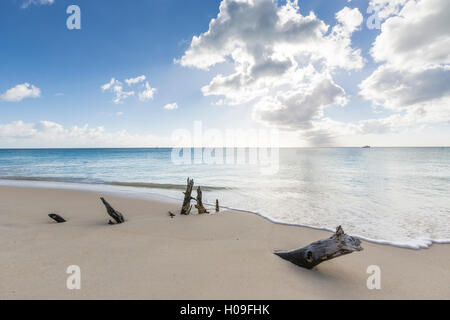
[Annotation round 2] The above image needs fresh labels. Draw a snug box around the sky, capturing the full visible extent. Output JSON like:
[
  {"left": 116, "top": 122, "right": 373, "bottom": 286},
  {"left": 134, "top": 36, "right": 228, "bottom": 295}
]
[{"left": 0, "top": 0, "right": 449, "bottom": 147}]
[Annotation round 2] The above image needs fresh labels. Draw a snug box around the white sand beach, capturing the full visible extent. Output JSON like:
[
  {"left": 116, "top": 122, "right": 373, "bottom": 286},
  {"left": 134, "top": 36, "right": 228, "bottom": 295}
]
[{"left": 1, "top": 185, "right": 449, "bottom": 300}]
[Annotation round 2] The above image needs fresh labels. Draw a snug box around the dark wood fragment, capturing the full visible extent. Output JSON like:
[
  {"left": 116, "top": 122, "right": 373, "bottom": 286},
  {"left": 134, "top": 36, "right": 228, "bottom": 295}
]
[
  {"left": 100, "top": 197, "right": 125, "bottom": 224},
  {"left": 48, "top": 213, "right": 66, "bottom": 223},
  {"left": 195, "top": 186, "right": 209, "bottom": 214},
  {"left": 180, "top": 178, "right": 194, "bottom": 215}
]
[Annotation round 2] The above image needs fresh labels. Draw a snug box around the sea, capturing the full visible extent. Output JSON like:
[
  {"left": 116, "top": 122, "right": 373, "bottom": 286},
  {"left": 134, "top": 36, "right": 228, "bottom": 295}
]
[{"left": 0, "top": 147, "right": 449, "bottom": 249}]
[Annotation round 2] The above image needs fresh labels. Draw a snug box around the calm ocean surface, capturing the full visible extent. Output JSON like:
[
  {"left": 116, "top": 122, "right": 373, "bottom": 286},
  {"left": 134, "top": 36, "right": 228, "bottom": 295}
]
[{"left": 0, "top": 147, "right": 449, "bottom": 248}]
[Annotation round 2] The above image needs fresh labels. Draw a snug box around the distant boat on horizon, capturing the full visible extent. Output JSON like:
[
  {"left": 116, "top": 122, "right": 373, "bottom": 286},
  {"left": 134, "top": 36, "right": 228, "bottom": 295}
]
[{"left": 362, "top": 145, "right": 371, "bottom": 148}]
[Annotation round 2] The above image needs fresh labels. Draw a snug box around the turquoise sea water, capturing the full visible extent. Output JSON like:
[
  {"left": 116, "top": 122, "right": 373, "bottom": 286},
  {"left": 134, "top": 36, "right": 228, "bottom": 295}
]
[{"left": 0, "top": 147, "right": 449, "bottom": 248}]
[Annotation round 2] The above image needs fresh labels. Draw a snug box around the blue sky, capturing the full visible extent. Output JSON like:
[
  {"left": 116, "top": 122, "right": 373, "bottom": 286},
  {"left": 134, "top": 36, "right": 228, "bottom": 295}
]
[{"left": 0, "top": 0, "right": 449, "bottom": 147}]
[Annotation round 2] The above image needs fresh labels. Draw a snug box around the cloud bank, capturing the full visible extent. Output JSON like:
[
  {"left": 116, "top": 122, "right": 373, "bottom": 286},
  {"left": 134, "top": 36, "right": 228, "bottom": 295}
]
[
  {"left": 178, "top": 0, "right": 449, "bottom": 145},
  {"left": 0, "top": 120, "right": 170, "bottom": 148},
  {"left": 178, "top": 0, "right": 364, "bottom": 143},
  {"left": 360, "top": 0, "right": 450, "bottom": 126}
]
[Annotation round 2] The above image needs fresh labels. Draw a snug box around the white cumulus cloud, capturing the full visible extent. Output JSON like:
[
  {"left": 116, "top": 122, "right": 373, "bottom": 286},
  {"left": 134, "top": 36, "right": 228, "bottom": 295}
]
[
  {"left": 21, "top": 0, "right": 54, "bottom": 9},
  {"left": 101, "top": 78, "right": 135, "bottom": 104},
  {"left": 0, "top": 83, "right": 41, "bottom": 102},
  {"left": 138, "top": 81, "right": 157, "bottom": 102},
  {"left": 163, "top": 102, "right": 178, "bottom": 110},
  {"left": 178, "top": 0, "right": 363, "bottom": 73},
  {"left": 253, "top": 73, "right": 347, "bottom": 130},
  {"left": 102, "top": 76, "right": 156, "bottom": 104},
  {"left": 335, "top": 6, "right": 364, "bottom": 34},
  {"left": 368, "top": 0, "right": 409, "bottom": 21},
  {"left": 370, "top": 0, "right": 450, "bottom": 67},
  {"left": 125, "top": 75, "right": 146, "bottom": 86}
]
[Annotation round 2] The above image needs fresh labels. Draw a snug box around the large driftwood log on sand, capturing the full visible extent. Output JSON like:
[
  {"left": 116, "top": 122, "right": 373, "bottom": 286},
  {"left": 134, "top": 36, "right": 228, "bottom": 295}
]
[
  {"left": 180, "top": 178, "right": 194, "bottom": 215},
  {"left": 100, "top": 197, "right": 125, "bottom": 224},
  {"left": 48, "top": 213, "right": 66, "bottom": 223},
  {"left": 195, "top": 186, "right": 209, "bottom": 214},
  {"left": 274, "top": 226, "right": 363, "bottom": 269}
]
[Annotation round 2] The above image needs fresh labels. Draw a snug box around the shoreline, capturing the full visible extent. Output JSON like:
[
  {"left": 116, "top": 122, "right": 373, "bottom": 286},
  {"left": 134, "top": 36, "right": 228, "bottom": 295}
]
[
  {"left": 0, "top": 185, "right": 449, "bottom": 299},
  {"left": 1, "top": 178, "right": 448, "bottom": 250}
]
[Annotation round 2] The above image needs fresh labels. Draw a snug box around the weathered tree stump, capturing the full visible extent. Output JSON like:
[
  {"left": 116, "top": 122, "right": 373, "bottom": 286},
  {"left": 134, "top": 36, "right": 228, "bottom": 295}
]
[
  {"left": 180, "top": 178, "right": 194, "bottom": 215},
  {"left": 48, "top": 213, "right": 66, "bottom": 223},
  {"left": 274, "top": 226, "right": 363, "bottom": 269},
  {"left": 100, "top": 197, "right": 125, "bottom": 224},
  {"left": 215, "top": 199, "right": 219, "bottom": 213},
  {"left": 195, "top": 186, "right": 209, "bottom": 214}
]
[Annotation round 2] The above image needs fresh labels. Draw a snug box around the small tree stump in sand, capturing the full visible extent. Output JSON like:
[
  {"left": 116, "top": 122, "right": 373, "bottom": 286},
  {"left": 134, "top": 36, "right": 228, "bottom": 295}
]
[
  {"left": 195, "top": 186, "right": 209, "bottom": 214},
  {"left": 274, "top": 226, "right": 363, "bottom": 269},
  {"left": 48, "top": 213, "right": 66, "bottom": 223},
  {"left": 100, "top": 197, "right": 125, "bottom": 225},
  {"left": 215, "top": 199, "right": 219, "bottom": 213},
  {"left": 180, "top": 178, "right": 194, "bottom": 215}
]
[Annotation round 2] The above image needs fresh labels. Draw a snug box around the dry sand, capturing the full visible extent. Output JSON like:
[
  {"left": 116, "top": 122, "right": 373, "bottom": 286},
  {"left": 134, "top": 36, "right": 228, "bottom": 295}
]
[{"left": 0, "top": 185, "right": 449, "bottom": 299}]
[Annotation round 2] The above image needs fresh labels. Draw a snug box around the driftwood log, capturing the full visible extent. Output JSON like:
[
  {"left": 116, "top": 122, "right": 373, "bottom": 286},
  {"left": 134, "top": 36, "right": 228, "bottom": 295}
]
[
  {"left": 215, "top": 199, "right": 219, "bottom": 213},
  {"left": 274, "top": 226, "right": 363, "bottom": 269},
  {"left": 100, "top": 197, "right": 125, "bottom": 224},
  {"left": 48, "top": 213, "right": 66, "bottom": 223},
  {"left": 195, "top": 186, "right": 209, "bottom": 214},
  {"left": 180, "top": 178, "right": 194, "bottom": 215}
]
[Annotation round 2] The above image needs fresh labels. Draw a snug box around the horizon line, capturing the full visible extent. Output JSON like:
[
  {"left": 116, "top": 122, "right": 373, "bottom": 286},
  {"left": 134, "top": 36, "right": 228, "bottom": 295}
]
[{"left": 0, "top": 146, "right": 449, "bottom": 150}]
